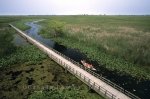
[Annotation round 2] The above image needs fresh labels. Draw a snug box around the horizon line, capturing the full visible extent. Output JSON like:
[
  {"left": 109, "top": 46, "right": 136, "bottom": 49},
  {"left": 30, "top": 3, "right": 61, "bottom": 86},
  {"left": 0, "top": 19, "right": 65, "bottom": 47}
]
[{"left": 0, "top": 14, "right": 150, "bottom": 16}]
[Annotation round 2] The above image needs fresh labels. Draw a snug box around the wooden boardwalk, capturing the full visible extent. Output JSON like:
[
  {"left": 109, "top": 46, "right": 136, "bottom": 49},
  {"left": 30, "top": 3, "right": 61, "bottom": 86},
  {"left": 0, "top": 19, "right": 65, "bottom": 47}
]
[{"left": 10, "top": 24, "right": 140, "bottom": 99}]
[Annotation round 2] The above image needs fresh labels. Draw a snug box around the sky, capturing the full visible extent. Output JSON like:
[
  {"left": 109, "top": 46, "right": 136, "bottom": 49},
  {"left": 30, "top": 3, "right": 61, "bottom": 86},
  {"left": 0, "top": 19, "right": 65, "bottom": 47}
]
[{"left": 0, "top": 0, "right": 150, "bottom": 15}]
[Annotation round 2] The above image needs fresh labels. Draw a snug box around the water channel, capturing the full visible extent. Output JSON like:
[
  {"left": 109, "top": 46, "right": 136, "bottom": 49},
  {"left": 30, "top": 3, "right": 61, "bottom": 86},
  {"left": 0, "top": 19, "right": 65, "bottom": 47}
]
[{"left": 15, "top": 21, "right": 150, "bottom": 99}]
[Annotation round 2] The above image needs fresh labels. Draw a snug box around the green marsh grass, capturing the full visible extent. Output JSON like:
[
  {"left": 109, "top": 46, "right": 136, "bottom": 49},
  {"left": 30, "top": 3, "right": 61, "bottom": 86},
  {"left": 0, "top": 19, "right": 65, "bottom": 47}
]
[
  {"left": 39, "top": 15, "right": 150, "bottom": 79},
  {"left": 0, "top": 16, "right": 103, "bottom": 99}
]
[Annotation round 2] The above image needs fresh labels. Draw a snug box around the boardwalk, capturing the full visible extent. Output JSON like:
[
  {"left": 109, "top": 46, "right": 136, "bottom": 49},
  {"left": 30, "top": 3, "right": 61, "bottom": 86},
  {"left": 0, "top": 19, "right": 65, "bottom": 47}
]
[{"left": 10, "top": 24, "right": 140, "bottom": 99}]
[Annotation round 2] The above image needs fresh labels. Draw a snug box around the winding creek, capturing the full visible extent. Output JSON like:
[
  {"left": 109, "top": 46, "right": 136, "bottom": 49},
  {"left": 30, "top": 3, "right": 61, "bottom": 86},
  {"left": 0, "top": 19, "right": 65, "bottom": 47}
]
[{"left": 15, "top": 21, "right": 150, "bottom": 99}]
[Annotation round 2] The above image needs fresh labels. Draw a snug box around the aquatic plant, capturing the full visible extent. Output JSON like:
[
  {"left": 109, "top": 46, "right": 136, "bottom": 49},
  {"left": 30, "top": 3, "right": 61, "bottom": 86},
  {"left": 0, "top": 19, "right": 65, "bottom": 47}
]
[
  {"left": 0, "top": 45, "right": 47, "bottom": 68},
  {"left": 29, "top": 86, "right": 102, "bottom": 99},
  {"left": 39, "top": 15, "right": 150, "bottom": 79}
]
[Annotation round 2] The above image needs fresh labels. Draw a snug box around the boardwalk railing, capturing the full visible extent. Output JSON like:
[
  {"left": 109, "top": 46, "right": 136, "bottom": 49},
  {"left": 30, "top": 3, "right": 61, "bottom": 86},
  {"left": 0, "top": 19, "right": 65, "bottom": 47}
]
[
  {"left": 10, "top": 24, "right": 140, "bottom": 99},
  {"left": 44, "top": 42, "right": 140, "bottom": 99}
]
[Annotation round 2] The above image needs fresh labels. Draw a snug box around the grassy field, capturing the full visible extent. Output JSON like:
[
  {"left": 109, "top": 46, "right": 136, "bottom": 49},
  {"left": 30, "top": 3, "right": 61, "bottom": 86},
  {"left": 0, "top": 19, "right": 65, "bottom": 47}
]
[
  {"left": 39, "top": 15, "right": 150, "bottom": 80},
  {"left": 0, "top": 16, "right": 103, "bottom": 99}
]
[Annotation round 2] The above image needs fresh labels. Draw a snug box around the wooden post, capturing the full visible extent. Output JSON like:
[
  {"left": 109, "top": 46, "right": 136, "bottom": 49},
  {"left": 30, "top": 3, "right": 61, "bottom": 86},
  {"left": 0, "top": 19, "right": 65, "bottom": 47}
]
[
  {"left": 105, "top": 90, "right": 107, "bottom": 96},
  {"left": 112, "top": 95, "right": 114, "bottom": 99},
  {"left": 84, "top": 76, "right": 85, "bottom": 80},
  {"left": 64, "top": 64, "right": 68, "bottom": 73},
  {"left": 79, "top": 73, "right": 81, "bottom": 77},
  {"left": 93, "top": 82, "right": 95, "bottom": 89},
  {"left": 65, "top": 67, "right": 67, "bottom": 73},
  {"left": 99, "top": 86, "right": 101, "bottom": 91},
  {"left": 88, "top": 79, "right": 90, "bottom": 84}
]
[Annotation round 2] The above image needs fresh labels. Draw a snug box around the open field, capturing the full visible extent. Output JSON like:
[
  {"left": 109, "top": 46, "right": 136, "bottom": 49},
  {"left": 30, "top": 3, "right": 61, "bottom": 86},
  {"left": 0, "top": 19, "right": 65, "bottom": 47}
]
[
  {"left": 39, "top": 15, "right": 150, "bottom": 79},
  {"left": 0, "top": 16, "right": 103, "bottom": 99}
]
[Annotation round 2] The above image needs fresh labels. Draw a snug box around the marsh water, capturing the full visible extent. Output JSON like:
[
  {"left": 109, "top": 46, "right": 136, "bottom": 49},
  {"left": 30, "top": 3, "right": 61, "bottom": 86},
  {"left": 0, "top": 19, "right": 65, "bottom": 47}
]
[{"left": 15, "top": 22, "right": 149, "bottom": 99}]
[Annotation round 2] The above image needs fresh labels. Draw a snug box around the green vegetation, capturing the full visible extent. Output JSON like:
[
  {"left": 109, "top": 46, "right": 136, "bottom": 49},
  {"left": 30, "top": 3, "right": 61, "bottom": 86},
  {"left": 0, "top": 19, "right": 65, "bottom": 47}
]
[
  {"left": 40, "top": 20, "right": 65, "bottom": 38},
  {"left": 13, "top": 19, "right": 30, "bottom": 31},
  {"left": 0, "top": 16, "right": 20, "bottom": 58},
  {"left": 0, "top": 16, "right": 19, "bottom": 27},
  {"left": 0, "top": 27, "right": 16, "bottom": 58},
  {"left": 39, "top": 15, "right": 150, "bottom": 79},
  {"left": 0, "top": 58, "right": 103, "bottom": 99},
  {"left": 29, "top": 87, "right": 101, "bottom": 99},
  {"left": 0, "top": 16, "right": 103, "bottom": 99},
  {"left": 0, "top": 45, "right": 47, "bottom": 68},
  {"left": 0, "top": 17, "right": 47, "bottom": 67}
]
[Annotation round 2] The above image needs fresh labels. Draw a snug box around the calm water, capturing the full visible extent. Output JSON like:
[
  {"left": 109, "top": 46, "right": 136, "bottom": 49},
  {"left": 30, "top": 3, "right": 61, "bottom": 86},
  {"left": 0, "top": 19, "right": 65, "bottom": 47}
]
[{"left": 20, "top": 22, "right": 150, "bottom": 99}]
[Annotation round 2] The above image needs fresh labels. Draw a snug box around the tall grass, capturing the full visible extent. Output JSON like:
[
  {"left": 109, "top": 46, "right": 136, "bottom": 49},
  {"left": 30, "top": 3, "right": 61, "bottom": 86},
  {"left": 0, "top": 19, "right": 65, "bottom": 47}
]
[
  {"left": 0, "top": 16, "right": 103, "bottom": 99},
  {"left": 64, "top": 24, "right": 150, "bottom": 66},
  {"left": 39, "top": 15, "right": 150, "bottom": 79}
]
